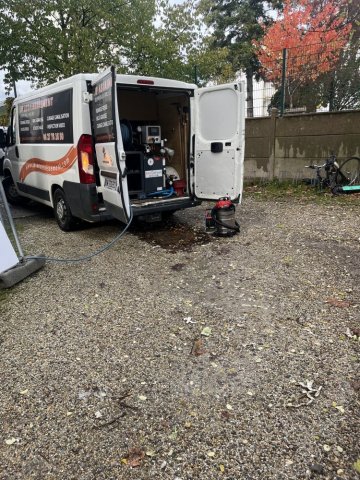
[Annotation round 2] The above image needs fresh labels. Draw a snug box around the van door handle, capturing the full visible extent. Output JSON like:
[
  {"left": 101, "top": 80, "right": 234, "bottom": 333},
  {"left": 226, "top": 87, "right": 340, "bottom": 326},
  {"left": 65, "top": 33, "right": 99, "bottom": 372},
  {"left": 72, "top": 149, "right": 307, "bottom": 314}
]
[{"left": 15, "top": 146, "right": 19, "bottom": 158}]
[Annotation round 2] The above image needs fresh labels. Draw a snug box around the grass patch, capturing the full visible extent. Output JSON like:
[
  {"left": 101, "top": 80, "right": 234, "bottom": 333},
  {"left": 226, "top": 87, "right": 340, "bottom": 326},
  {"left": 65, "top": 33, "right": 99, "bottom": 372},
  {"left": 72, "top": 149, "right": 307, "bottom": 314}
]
[{"left": 244, "top": 180, "right": 360, "bottom": 205}]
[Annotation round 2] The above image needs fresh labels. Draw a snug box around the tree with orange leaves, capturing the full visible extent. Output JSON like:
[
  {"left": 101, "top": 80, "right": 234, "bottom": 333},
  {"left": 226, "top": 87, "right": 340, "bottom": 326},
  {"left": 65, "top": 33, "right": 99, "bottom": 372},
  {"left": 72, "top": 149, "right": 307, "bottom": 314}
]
[{"left": 257, "top": 0, "right": 352, "bottom": 110}]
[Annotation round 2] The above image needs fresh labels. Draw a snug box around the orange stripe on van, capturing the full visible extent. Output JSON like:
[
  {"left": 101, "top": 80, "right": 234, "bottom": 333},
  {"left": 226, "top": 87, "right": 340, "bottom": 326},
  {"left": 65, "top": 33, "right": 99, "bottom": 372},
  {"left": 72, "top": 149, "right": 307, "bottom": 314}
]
[{"left": 19, "top": 146, "right": 78, "bottom": 182}]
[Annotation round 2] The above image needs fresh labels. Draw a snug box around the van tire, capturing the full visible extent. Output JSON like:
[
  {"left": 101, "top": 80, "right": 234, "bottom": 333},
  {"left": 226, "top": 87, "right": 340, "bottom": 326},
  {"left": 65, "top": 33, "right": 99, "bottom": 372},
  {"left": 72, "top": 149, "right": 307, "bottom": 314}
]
[
  {"left": 2, "top": 175, "right": 24, "bottom": 205},
  {"left": 53, "top": 188, "right": 77, "bottom": 231}
]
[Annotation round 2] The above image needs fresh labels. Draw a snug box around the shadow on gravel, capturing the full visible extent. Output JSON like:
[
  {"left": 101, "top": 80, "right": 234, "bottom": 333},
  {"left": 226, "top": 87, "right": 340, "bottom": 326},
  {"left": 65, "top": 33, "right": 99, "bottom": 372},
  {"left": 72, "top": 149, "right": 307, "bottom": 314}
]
[{"left": 6, "top": 200, "right": 53, "bottom": 220}]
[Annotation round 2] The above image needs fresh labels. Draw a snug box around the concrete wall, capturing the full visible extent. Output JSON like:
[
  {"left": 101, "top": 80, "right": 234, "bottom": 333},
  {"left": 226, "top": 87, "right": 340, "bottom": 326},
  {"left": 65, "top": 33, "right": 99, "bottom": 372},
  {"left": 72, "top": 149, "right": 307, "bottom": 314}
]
[{"left": 244, "top": 109, "right": 360, "bottom": 180}]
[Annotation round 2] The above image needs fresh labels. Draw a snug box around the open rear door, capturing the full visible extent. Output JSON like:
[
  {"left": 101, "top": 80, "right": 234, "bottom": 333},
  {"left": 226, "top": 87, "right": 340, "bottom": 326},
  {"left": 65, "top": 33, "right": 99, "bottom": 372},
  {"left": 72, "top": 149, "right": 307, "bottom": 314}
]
[
  {"left": 91, "top": 67, "right": 130, "bottom": 222},
  {"left": 194, "top": 83, "right": 245, "bottom": 202}
]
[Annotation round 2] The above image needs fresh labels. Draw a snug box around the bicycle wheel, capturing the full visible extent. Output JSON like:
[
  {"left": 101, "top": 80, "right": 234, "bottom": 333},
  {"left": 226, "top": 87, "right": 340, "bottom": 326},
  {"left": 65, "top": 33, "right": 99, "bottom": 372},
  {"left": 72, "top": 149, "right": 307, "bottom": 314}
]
[{"left": 335, "top": 157, "right": 360, "bottom": 186}]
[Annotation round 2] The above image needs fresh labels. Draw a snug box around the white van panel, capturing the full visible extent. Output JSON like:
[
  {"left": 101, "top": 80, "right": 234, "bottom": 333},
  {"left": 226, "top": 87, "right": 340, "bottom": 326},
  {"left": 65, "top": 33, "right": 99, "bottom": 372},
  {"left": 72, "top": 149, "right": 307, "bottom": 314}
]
[{"left": 194, "top": 83, "right": 245, "bottom": 202}]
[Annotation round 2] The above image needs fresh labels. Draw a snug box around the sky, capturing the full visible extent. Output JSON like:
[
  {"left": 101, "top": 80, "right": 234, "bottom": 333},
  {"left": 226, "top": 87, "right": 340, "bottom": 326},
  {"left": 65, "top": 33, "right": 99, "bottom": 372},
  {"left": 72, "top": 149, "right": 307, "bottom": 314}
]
[
  {"left": 0, "top": 71, "right": 33, "bottom": 101},
  {"left": 0, "top": 0, "right": 185, "bottom": 103}
]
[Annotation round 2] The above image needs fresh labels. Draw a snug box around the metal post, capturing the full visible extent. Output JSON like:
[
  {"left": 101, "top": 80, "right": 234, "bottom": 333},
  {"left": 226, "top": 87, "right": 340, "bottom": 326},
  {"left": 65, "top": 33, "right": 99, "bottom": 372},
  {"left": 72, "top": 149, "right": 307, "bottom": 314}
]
[
  {"left": 194, "top": 65, "right": 198, "bottom": 85},
  {"left": 12, "top": 79, "right": 17, "bottom": 98},
  {"left": 280, "top": 48, "right": 287, "bottom": 116}
]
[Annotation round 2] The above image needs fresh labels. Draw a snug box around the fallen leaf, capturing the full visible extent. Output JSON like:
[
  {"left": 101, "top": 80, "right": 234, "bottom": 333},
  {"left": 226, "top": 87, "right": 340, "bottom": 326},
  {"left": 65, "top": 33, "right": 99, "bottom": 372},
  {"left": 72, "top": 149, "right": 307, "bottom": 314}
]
[
  {"left": 19, "top": 389, "right": 28, "bottom": 395},
  {"left": 221, "top": 410, "right": 231, "bottom": 420},
  {"left": 353, "top": 459, "right": 360, "bottom": 473},
  {"left": 351, "top": 380, "right": 360, "bottom": 392},
  {"left": 345, "top": 328, "right": 354, "bottom": 338},
  {"left": 145, "top": 449, "right": 156, "bottom": 457},
  {"left": 346, "top": 326, "right": 360, "bottom": 338},
  {"left": 138, "top": 395, "right": 147, "bottom": 401},
  {"left": 5, "top": 438, "right": 18, "bottom": 445},
  {"left": 191, "top": 338, "right": 206, "bottom": 356},
  {"left": 126, "top": 447, "right": 145, "bottom": 468},
  {"left": 219, "top": 464, "right": 225, "bottom": 473},
  {"left": 207, "top": 451, "right": 215, "bottom": 457},
  {"left": 169, "top": 427, "right": 178, "bottom": 440},
  {"left": 93, "top": 387, "right": 107, "bottom": 399},
  {"left": 184, "top": 316, "right": 196, "bottom": 324},
  {"left": 184, "top": 422, "right": 192, "bottom": 428},
  {"left": 201, "top": 327, "right": 212, "bottom": 337},
  {"left": 351, "top": 327, "right": 360, "bottom": 337},
  {"left": 325, "top": 298, "right": 351, "bottom": 308}
]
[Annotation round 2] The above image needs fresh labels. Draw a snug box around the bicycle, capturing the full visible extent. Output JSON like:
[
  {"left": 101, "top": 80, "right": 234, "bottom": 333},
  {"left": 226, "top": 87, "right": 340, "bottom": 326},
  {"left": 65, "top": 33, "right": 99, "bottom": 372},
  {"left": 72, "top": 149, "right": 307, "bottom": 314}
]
[{"left": 305, "top": 154, "right": 360, "bottom": 194}]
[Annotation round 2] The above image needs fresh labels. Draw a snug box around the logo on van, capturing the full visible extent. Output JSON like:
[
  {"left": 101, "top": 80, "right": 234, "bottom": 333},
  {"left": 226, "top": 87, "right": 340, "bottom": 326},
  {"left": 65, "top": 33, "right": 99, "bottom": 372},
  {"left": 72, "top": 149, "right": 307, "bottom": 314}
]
[{"left": 19, "top": 146, "right": 78, "bottom": 182}]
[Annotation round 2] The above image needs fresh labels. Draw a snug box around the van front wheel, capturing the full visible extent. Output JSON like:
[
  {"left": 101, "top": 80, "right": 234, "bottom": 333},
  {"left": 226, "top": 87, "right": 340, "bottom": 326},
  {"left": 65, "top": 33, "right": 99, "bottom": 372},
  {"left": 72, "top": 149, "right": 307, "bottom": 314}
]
[
  {"left": 53, "top": 189, "right": 76, "bottom": 231},
  {"left": 2, "top": 175, "right": 24, "bottom": 205}
]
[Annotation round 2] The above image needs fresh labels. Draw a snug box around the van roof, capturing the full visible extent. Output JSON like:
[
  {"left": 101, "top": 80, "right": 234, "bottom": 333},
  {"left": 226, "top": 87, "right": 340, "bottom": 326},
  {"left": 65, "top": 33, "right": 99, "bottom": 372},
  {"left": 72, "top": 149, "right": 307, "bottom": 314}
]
[
  {"left": 116, "top": 74, "right": 197, "bottom": 90},
  {"left": 14, "top": 72, "right": 197, "bottom": 102}
]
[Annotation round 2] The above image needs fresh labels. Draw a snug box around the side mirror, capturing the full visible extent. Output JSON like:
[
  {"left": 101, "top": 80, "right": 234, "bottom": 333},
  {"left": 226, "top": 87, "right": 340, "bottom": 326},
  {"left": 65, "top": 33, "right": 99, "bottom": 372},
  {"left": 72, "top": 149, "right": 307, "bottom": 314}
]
[{"left": 0, "top": 129, "right": 5, "bottom": 149}]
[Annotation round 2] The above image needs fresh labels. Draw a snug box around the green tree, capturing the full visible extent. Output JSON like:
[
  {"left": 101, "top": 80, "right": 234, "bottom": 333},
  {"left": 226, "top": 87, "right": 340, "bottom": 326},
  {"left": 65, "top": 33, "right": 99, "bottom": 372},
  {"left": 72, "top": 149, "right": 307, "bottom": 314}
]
[
  {"left": 0, "top": 0, "right": 232, "bottom": 90},
  {"left": 0, "top": 0, "right": 157, "bottom": 88},
  {"left": 0, "top": 97, "right": 14, "bottom": 125},
  {"left": 129, "top": 0, "right": 232, "bottom": 85},
  {"left": 199, "top": 0, "right": 282, "bottom": 116}
]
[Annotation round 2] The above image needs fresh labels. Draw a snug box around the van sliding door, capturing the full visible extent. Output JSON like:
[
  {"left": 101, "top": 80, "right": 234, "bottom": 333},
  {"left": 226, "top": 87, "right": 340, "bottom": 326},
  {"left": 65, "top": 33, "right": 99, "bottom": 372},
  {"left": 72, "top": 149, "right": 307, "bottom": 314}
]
[{"left": 91, "top": 66, "right": 130, "bottom": 222}]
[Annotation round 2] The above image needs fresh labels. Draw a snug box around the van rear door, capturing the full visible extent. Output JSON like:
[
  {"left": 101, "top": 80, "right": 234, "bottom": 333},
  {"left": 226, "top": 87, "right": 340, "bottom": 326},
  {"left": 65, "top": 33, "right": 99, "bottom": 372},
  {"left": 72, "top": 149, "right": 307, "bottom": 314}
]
[
  {"left": 91, "top": 67, "right": 130, "bottom": 222},
  {"left": 193, "top": 83, "right": 245, "bottom": 202}
]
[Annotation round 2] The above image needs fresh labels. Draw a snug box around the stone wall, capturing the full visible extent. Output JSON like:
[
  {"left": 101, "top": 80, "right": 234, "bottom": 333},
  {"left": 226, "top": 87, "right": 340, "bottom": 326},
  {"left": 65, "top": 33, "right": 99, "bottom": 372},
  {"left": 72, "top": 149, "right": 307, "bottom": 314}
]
[{"left": 244, "top": 109, "right": 360, "bottom": 180}]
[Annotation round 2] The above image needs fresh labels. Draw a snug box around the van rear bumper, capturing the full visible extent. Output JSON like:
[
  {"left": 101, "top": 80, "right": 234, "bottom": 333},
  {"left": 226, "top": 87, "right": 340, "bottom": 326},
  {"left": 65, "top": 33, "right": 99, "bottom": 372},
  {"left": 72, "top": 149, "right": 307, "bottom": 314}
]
[
  {"left": 131, "top": 196, "right": 201, "bottom": 216},
  {"left": 63, "top": 181, "right": 201, "bottom": 222},
  {"left": 63, "top": 181, "right": 112, "bottom": 223}
]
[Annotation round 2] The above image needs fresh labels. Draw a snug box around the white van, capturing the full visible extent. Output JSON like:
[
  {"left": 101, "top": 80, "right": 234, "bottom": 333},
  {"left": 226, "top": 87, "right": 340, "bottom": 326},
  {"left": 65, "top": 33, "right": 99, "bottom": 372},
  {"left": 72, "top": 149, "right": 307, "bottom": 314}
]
[{"left": 2, "top": 67, "right": 245, "bottom": 230}]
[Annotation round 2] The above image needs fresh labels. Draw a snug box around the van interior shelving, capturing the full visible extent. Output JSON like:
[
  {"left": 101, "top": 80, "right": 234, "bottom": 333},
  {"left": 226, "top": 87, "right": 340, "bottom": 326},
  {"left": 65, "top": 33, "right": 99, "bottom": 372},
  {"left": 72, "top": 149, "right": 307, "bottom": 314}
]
[{"left": 116, "top": 85, "right": 192, "bottom": 205}]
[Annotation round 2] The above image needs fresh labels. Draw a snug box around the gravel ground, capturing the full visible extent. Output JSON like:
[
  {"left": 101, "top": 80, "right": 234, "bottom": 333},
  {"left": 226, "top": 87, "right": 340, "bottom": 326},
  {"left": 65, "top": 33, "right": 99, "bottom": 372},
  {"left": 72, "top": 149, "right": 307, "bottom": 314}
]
[{"left": 0, "top": 192, "right": 359, "bottom": 480}]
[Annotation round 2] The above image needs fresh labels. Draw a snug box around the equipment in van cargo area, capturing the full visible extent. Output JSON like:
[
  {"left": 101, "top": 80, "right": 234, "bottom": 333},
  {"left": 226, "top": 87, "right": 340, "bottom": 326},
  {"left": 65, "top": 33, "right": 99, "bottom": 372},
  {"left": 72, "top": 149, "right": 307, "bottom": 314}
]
[{"left": 2, "top": 67, "right": 245, "bottom": 231}]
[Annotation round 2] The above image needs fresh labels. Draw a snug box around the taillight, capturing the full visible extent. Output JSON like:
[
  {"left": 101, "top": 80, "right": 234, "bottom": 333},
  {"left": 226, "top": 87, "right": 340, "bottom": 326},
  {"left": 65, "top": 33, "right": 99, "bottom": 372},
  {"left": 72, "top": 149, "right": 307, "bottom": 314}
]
[{"left": 77, "top": 134, "right": 95, "bottom": 184}]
